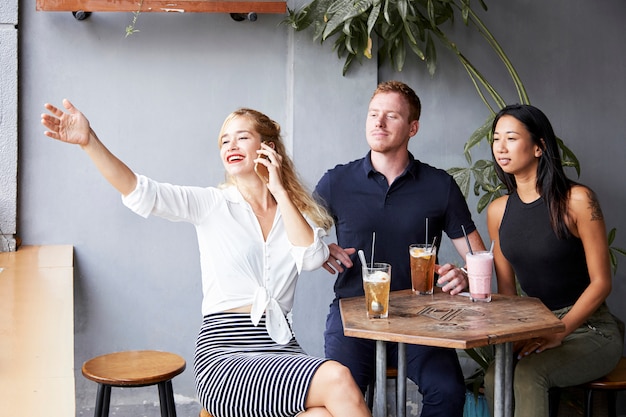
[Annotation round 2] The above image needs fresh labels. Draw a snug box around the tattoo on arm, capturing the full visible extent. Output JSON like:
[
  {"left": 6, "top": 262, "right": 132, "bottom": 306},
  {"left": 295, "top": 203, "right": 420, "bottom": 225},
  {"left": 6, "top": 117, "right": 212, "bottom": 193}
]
[{"left": 587, "top": 190, "right": 604, "bottom": 221}]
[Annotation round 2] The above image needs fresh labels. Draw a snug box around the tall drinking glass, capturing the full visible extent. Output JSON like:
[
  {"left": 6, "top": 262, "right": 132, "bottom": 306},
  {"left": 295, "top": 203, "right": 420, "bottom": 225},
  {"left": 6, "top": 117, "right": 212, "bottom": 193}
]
[
  {"left": 409, "top": 244, "right": 437, "bottom": 295},
  {"left": 362, "top": 262, "right": 392, "bottom": 319},
  {"left": 467, "top": 251, "right": 493, "bottom": 302}
]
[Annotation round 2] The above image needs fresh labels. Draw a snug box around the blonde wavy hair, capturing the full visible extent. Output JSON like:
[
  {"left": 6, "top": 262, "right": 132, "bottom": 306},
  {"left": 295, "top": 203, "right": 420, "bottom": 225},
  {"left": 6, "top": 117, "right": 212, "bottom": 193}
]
[{"left": 218, "top": 108, "right": 334, "bottom": 231}]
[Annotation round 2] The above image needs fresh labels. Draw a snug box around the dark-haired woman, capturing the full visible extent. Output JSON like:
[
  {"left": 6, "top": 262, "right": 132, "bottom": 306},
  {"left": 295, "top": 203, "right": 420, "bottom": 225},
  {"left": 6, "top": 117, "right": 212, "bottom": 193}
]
[{"left": 484, "top": 104, "right": 622, "bottom": 417}]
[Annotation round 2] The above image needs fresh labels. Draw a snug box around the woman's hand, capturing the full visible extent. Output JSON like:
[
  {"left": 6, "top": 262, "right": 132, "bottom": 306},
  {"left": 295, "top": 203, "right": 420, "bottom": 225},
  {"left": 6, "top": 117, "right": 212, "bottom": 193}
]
[
  {"left": 41, "top": 99, "right": 138, "bottom": 196},
  {"left": 515, "top": 332, "right": 565, "bottom": 359},
  {"left": 41, "top": 99, "right": 91, "bottom": 147},
  {"left": 255, "top": 142, "right": 286, "bottom": 195}
]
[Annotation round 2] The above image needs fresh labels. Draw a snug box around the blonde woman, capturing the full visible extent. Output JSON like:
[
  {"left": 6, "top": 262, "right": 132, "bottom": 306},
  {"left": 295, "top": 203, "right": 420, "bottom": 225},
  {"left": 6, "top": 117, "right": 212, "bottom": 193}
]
[{"left": 42, "top": 100, "right": 371, "bottom": 417}]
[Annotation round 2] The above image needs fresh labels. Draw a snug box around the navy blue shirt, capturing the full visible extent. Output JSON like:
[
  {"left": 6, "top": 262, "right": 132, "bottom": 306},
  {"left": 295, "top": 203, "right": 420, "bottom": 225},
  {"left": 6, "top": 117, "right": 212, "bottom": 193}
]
[{"left": 314, "top": 151, "right": 477, "bottom": 299}]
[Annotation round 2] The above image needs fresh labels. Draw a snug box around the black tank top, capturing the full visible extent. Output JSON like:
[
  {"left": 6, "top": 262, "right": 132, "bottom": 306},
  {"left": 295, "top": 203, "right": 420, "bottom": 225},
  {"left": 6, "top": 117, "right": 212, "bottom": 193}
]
[{"left": 499, "top": 192, "right": 589, "bottom": 310}]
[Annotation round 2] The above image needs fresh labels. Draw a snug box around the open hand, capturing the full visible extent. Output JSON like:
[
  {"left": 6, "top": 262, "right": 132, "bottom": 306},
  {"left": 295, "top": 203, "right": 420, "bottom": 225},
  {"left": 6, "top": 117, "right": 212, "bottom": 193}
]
[{"left": 41, "top": 99, "right": 91, "bottom": 146}]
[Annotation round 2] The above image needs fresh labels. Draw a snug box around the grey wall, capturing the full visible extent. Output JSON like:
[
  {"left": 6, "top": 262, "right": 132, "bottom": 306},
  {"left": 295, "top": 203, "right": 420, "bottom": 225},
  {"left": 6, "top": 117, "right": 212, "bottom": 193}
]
[{"left": 14, "top": 0, "right": 626, "bottom": 413}]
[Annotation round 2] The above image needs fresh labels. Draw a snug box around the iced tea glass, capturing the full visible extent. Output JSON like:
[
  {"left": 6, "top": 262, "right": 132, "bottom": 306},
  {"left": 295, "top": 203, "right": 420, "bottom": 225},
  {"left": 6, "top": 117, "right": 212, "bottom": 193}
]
[
  {"left": 466, "top": 251, "right": 493, "bottom": 302},
  {"left": 409, "top": 244, "right": 437, "bottom": 295},
  {"left": 362, "top": 262, "right": 392, "bottom": 319}
]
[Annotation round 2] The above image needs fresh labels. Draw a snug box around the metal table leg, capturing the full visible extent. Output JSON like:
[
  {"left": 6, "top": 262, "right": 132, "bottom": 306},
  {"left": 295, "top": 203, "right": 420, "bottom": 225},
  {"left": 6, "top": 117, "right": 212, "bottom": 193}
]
[
  {"left": 494, "top": 342, "right": 514, "bottom": 417},
  {"left": 374, "top": 340, "right": 387, "bottom": 417},
  {"left": 397, "top": 342, "right": 406, "bottom": 417}
]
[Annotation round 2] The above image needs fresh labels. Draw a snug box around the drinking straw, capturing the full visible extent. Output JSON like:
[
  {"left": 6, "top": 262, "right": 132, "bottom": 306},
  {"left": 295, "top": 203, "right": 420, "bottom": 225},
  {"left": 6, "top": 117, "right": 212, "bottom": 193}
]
[
  {"left": 370, "top": 231, "right": 376, "bottom": 267},
  {"left": 461, "top": 225, "right": 474, "bottom": 255},
  {"left": 358, "top": 250, "right": 368, "bottom": 267},
  {"left": 489, "top": 240, "right": 495, "bottom": 254},
  {"left": 431, "top": 236, "right": 438, "bottom": 252},
  {"left": 425, "top": 218, "right": 429, "bottom": 246}
]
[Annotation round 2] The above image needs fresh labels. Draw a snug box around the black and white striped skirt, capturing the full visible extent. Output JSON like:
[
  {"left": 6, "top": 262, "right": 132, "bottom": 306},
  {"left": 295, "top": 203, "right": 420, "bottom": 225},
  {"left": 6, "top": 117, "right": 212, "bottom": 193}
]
[{"left": 194, "top": 312, "right": 327, "bottom": 417}]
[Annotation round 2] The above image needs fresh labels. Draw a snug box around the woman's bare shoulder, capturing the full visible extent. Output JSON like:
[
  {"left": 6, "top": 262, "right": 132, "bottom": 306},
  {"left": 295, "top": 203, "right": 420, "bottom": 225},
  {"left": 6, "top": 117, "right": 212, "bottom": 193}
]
[
  {"left": 488, "top": 194, "right": 509, "bottom": 215},
  {"left": 569, "top": 184, "right": 604, "bottom": 221},
  {"left": 487, "top": 194, "right": 509, "bottom": 231}
]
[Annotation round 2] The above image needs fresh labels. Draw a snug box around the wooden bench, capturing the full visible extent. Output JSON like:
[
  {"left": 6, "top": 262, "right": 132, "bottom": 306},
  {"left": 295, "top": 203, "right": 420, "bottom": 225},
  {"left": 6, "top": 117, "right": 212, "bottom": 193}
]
[{"left": 0, "top": 245, "right": 75, "bottom": 416}]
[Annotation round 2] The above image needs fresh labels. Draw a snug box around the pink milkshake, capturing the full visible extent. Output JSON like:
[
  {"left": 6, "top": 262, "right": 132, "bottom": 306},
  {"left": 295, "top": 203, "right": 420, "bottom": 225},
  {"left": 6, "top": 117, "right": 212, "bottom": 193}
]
[{"left": 466, "top": 251, "right": 493, "bottom": 302}]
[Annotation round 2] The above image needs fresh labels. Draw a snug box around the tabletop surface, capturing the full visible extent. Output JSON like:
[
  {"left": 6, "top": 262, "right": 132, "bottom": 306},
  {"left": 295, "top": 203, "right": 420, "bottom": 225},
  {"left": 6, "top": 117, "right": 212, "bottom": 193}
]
[
  {"left": 0, "top": 245, "right": 75, "bottom": 416},
  {"left": 340, "top": 289, "right": 565, "bottom": 349}
]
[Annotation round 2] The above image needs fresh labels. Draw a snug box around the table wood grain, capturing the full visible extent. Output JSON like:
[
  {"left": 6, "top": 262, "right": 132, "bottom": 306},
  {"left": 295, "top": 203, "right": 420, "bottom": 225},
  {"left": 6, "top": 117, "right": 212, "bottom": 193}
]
[
  {"left": 0, "top": 245, "right": 75, "bottom": 416},
  {"left": 340, "top": 289, "right": 565, "bottom": 349}
]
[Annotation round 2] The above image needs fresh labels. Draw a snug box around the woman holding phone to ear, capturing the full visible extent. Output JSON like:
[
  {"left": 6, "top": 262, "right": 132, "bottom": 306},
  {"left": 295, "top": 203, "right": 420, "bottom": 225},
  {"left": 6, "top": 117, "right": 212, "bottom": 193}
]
[{"left": 41, "top": 99, "right": 372, "bottom": 417}]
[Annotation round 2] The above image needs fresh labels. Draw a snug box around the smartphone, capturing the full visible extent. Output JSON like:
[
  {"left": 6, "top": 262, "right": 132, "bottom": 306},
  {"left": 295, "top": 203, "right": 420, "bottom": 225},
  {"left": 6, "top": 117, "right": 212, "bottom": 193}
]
[{"left": 254, "top": 143, "right": 270, "bottom": 183}]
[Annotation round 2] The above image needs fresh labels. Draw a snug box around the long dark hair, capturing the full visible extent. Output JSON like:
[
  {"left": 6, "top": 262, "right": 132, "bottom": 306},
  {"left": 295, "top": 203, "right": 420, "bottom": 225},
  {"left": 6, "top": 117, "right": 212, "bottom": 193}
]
[{"left": 492, "top": 104, "right": 576, "bottom": 238}]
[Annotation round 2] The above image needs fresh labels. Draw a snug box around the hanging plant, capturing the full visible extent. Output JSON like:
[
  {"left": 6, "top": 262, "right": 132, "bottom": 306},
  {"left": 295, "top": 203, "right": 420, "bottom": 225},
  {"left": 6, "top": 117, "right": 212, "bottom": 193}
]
[{"left": 284, "top": 0, "right": 624, "bottom": 268}]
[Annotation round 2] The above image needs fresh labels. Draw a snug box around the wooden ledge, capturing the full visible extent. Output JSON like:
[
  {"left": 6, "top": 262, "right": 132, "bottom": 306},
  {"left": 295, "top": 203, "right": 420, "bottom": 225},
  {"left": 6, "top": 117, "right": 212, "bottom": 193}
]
[
  {"left": 0, "top": 245, "right": 75, "bottom": 416},
  {"left": 37, "top": 0, "right": 287, "bottom": 14}
]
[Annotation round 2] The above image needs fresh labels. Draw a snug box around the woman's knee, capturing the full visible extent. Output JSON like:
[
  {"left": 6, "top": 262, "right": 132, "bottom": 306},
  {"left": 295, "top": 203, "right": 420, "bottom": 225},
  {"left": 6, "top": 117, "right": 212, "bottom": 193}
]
[
  {"left": 307, "top": 361, "right": 362, "bottom": 408},
  {"left": 317, "top": 361, "right": 357, "bottom": 388}
]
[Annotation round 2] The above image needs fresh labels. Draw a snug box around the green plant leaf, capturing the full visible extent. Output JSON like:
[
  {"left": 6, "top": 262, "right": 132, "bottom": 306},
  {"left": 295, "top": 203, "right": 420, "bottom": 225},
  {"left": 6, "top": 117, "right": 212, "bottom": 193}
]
[
  {"left": 448, "top": 166, "right": 471, "bottom": 198},
  {"left": 322, "top": 0, "right": 373, "bottom": 40},
  {"left": 612, "top": 247, "right": 626, "bottom": 257},
  {"left": 342, "top": 51, "right": 356, "bottom": 75},
  {"left": 383, "top": 0, "right": 391, "bottom": 25},
  {"left": 477, "top": 191, "right": 495, "bottom": 213},
  {"left": 464, "top": 346, "right": 494, "bottom": 370},
  {"left": 610, "top": 250, "right": 617, "bottom": 275},
  {"left": 367, "top": 0, "right": 382, "bottom": 35},
  {"left": 392, "top": 35, "right": 407, "bottom": 71},
  {"left": 398, "top": 0, "right": 408, "bottom": 21},
  {"left": 464, "top": 116, "right": 494, "bottom": 155},
  {"left": 557, "top": 137, "right": 581, "bottom": 178},
  {"left": 425, "top": 32, "right": 437, "bottom": 75},
  {"left": 426, "top": 0, "right": 435, "bottom": 25}
]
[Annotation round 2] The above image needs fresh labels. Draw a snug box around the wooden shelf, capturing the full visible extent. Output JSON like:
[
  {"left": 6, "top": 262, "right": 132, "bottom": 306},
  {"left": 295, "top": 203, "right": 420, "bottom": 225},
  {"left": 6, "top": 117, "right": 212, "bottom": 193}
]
[{"left": 36, "top": 0, "right": 287, "bottom": 14}]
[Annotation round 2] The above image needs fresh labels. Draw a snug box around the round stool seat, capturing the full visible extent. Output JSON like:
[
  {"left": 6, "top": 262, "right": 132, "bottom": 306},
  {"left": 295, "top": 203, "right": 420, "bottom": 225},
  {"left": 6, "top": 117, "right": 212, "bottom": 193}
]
[
  {"left": 584, "top": 357, "right": 626, "bottom": 390},
  {"left": 82, "top": 350, "right": 186, "bottom": 417},
  {"left": 577, "top": 357, "right": 626, "bottom": 417},
  {"left": 82, "top": 350, "right": 186, "bottom": 386}
]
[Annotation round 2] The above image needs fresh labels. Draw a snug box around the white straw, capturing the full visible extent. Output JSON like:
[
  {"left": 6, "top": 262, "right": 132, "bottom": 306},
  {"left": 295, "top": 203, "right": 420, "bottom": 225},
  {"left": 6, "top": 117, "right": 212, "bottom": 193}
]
[
  {"left": 370, "top": 231, "right": 376, "bottom": 268},
  {"left": 358, "top": 250, "right": 368, "bottom": 267},
  {"left": 489, "top": 240, "right": 495, "bottom": 254}
]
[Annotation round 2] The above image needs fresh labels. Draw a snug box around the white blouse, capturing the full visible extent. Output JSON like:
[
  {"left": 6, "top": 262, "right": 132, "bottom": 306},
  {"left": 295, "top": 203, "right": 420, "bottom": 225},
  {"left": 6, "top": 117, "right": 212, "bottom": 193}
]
[{"left": 122, "top": 174, "right": 329, "bottom": 344}]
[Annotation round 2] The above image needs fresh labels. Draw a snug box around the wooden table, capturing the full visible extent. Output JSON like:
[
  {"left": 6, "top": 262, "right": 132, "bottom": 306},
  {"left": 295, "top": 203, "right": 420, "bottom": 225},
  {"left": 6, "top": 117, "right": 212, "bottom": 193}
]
[
  {"left": 0, "top": 245, "right": 75, "bottom": 416},
  {"left": 340, "top": 289, "right": 565, "bottom": 417}
]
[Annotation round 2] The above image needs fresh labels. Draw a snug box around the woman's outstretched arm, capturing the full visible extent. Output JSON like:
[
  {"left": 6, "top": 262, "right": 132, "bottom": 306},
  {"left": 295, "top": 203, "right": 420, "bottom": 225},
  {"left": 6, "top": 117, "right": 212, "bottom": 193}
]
[{"left": 41, "top": 99, "right": 137, "bottom": 196}]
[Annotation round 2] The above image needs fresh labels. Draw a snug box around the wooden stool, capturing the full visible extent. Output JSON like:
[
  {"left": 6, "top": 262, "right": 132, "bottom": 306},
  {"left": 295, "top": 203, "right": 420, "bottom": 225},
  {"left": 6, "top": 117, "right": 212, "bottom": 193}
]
[
  {"left": 580, "top": 357, "right": 626, "bottom": 417},
  {"left": 82, "top": 350, "right": 186, "bottom": 417},
  {"left": 549, "top": 357, "right": 626, "bottom": 417}
]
